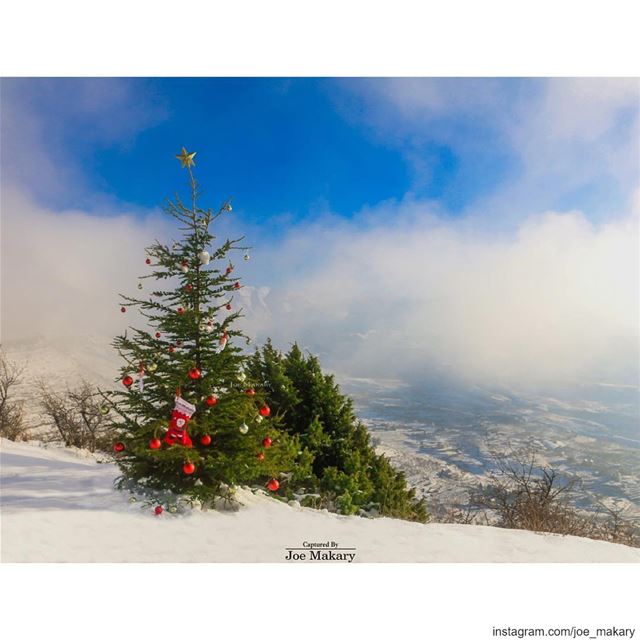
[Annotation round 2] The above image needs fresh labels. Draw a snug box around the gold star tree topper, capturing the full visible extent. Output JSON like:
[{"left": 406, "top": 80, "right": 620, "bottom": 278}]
[{"left": 176, "top": 147, "right": 196, "bottom": 168}]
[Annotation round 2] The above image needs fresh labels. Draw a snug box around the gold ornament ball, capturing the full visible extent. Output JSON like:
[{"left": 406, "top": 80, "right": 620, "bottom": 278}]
[{"left": 239, "top": 423, "right": 249, "bottom": 434}]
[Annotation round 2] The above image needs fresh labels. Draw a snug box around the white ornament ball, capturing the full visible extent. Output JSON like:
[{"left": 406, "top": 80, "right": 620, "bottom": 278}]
[
  {"left": 198, "top": 250, "right": 210, "bottom": 265},
  {"left": 255, "top": 415, "right": 263, "bottom": 424},
  {"left": 180, "top": 265, "right": 189, "bottom": 273},
  {"left": 239, "top": 423, "right": 249, "bottom": 434}
]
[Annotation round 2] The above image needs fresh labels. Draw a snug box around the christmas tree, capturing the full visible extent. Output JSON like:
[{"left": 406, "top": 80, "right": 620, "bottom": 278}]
[{"left": 104, "top": 148, "right": 297, "bottom": 509}]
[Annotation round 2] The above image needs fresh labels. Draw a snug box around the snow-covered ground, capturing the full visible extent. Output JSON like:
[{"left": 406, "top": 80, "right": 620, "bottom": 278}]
[{"left": 2, "top": 439, "right": 638, "bottom": 562}]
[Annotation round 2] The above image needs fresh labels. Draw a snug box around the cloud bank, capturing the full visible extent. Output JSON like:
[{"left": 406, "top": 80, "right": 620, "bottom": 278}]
[
  {"left": 3, "top": 190, "right": 638, "bottom": 389},
  {"left": 245, "top": 202, "right": 639, "bottom": 387},
  {"left": 1, "top": 189, "right": 169, "bottom": 341}
]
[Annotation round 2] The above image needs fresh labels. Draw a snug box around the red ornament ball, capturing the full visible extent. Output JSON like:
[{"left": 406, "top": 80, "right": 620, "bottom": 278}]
[
  {"left": 205, "top": 395, "right": 218, "bottom": 406},
  {"left": 168, "top": 345, "right": 175, "bottom": 353},
  {"left": 185, "top": 284, "right": 193, "bottom": 293},
  {"left": 200, "top": 434, "right": 212, "bottom": 446},
  {"left": 226, "top": 266, "right": 233, "bottom": 275},
  {"left": 188, "top": 367, "right": 201, "bottom": 380},
  {"left": 177, "top": 307, "right": 185, "bottom": 315},
  {"left": 155, "top": 332, "right": 161, "bottom": 338},
  {"left": 145, "top": 258, "right": 151, "bottom": 265},
  {"left": 234, "top": 281, "right": 240, "bottom": 289},
  {"left": 257, "top": 452, "right": 265, "bottom": 461},
  {"left": 259, "top": 404, "right": 271, "bottom": 417},
  {"left": 181, "top": 260, "right": 189, "bottom": 267},
  {"left": 154, "top": 505, "right": 163, "bottom": 515},
  {"left": 120, "top": 306, "right": 126, "bottom": 313},
  {"left": 267, "top": 478, "right": 280, "bottom": 492},
  {"left": 149, "top": 438, "right": 161, "bottom": 450},
  {"left": 122, "top": 375, "right": 134, "bottom": 387},
  {"left": 226, "top": 304, "right": 232, "bottom": 311},
  {"left": 113, "top": 442, "right": 125, "bottom": 453},
  {"left": 245, "top": 388, "right": 256, "bottom": 396},
  {"left": 183, "top": 462, "right": 196, "bottom": 475},
  {"left": 176, "top": 340, "right": 183, "bottom": 346},
  {"left": 262, "top": 437, "right": 272, "bottom": 448}
]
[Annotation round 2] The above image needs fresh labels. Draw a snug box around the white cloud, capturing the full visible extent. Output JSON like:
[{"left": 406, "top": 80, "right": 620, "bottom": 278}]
[
  {"left": 245, "top": 202, "right": 639, "bottom": 387},
  {"left": 332, "top": 78, "right": 640, "bottom": 221},
  {"left": 1, "top": 189, "right": 170, "bottom": 341},
  {"left": 3, "top": 190, "right": 637, "bottom": 390},
  {"left": 0, "top": 78, "right": 167, "bottom": 204}
]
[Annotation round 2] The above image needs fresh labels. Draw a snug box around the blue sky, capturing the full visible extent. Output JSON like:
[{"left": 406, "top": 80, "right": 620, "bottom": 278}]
[
  {"left": 1, "top": 78, "right": 461, "bottom": 219},
  {"left": 3, "top": 77, "right": 636, "bottom": 229},
  {"left": 2, "top": 78, "right": 638, "bottom": 387}
]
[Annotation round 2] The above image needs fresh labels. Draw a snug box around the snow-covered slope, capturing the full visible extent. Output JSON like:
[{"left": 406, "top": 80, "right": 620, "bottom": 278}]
[
  {"left": 2, "top": 439, "right": 638, "bottom": 562},
  {"left": 2, "top": 335, "right": 119, "bottom": 431}
]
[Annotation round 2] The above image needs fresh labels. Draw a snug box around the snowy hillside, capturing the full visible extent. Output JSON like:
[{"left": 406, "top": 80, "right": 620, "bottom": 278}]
[
  {"left": 2, "top": 439, "right": 638, "bottom": 562},
  {"left": 2, "top": 335, "right": 119, "bottom": 431}
]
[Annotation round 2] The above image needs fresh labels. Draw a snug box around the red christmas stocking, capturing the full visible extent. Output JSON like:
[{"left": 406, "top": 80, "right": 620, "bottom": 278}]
[{"left": 164, "top": 396, "right": 196, "bottom": 447}]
